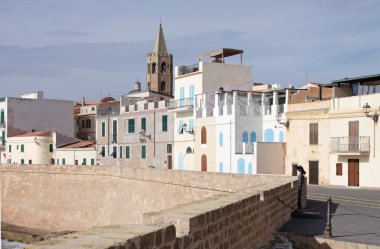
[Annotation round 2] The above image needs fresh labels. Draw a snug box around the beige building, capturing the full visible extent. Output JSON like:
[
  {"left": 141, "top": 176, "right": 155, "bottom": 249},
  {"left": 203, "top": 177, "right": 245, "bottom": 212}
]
[{"left": 285, "top": 74, "right": 380, "bottom": 187}]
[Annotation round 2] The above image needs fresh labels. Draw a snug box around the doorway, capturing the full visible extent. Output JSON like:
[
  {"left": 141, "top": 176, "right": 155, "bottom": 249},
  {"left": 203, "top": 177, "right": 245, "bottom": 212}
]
[
  {"left": 309, "top": 161, "right": 319, "bottom": 185},
  {"left": 348, "top": 159, "right": 359, "bottom": 187},
  {"left": 167, "top": 155, "right": 172, "bottom": 170},
  {"left": 201, "top": 154, "right": 207, "bottom": 172},
  {"left": 349, "top": 121, "right": 359, "bottom": 151}
]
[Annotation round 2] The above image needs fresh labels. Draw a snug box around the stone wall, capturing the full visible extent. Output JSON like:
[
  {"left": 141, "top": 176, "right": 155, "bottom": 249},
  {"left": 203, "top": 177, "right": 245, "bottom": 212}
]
[{"left": 1, "top": 165, "right": 305, "bottom": 248}]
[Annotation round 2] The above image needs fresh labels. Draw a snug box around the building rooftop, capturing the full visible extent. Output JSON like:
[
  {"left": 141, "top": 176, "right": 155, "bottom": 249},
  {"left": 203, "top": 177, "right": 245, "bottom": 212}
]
[
  {"left": 60, "top": 140, "right": 96, "bottom": 149},
  {"left": 11, "top": 131, "right": 53, "bottom": 137},
  {"left": 332, "top": 74, "right": 380, "bottom": 86},
  {"left": 197, "top": 48, "right": 243, "bottom": 60}
]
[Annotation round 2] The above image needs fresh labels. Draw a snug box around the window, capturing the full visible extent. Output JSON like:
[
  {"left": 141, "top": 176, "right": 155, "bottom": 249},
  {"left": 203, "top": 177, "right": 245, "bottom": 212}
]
[
  {"left": 250, "top": 132, "right": 256, "bottom": 143},
  {"left": 160, "top": 81, "right": 166, "bottom": 92},
  {"left": 51, "top": 158, "right": 55, "bottom": 164},
  {"left": 21, "top": 159, "right": 24, "bottom": 165},
  {"left": 101, "top": 146, "right": 105, "bottom": 157},
  {"left": 29, "top": 160, "right": 32, "bottom": 164},
  {"left": 309, "top": 123, "right": 318, "bottom": 145},
  {"left": 188, "top": 119, "right": 194, "bottom": 134},
  {"left": 128, "top": 119, "right": 135, "bottom": 133},
  {"left": 119, "top": 146, "right": 123, "bottom": 159},
  {"left": 162, "top": 115, "right": 168, "bottom": 132},
  {"left": 112, "top": 146, "right": 117, "bottom": 158},
  {"left": 86, "top": 119, "right": 91, "bottom": 128},
  {"left": 336, "top": 163, "right": 342, "bottom": 176},
  {"left": 167, "top": 144, "right": 172, "bottom": 153},
  {"left": 62, "top": 158, "right": 66, "bottom": 165},
  {"left": 49, "top": 144, "right": 53, "bottom": 152},
  {"left": 0, "top": 109, "right": 4, "bottom": 124},
  {"left": 292, "top": 164, "right": 298, "bottom": 176},
  {"left": 219, "top": 132, "right": 223, "bottom": 147},
  {"left": 8, "top": 145, "right": 11, "bottom": 153},
  {"left": 75, "top": 160, "right": 78, "bottom": 165},
  {"left": 82, "top": 158, "right": 86, "bottom": 165},
  {"left": 242, "top": 132, "right": 248, "bottom": 143},
  {"left": 21, "top": 144, "right": 24, "bottom": 152},
  {"left": 201, "top": 126, "right": 207, "bottom": 144},
  {"left": 141, "top": 145, "right": 146, "bottom": 159},
  {"left": 152, "top": 63, "right": 156, "bottom": 73},
  {"left": 82, "top": 120, "right": 85, "bottom": 128},
  {"left": 91, "top": 159, "right": 95, "bottom": 166},
  {"left": 161, "top": 62, "right": 166, "bottom": 74},
  {"left": 186, "top": 147, "right": 192, "bottom": 154},
  {"left": 126, "top": 146, "right": 130, "bottom": 159},
  {"left": 112, "top": 120, "right": 117, "bottom": 142},
  {"left": 141, "top": 117, "right": 146, "bottom": 131},
  {"left": 101, "top": 122, "right": 106, "bottom": 137},
  {"left": 57, "top": 159, "right": 59, "bottom": 165},
  {"left": 179, "top": 87, "right": 185, "bottom": 107},
  {"left": 178, "top": 120, "right": 183, "bottom": 134},
  {"left": 189, "top": 85, "right": 194, "bottom": 104}
]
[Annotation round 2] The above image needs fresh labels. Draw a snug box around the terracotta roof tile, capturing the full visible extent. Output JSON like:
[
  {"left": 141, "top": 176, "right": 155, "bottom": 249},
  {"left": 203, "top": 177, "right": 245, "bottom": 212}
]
[{"left": 12, "top": 131, "right": 53, "bottom": 137}]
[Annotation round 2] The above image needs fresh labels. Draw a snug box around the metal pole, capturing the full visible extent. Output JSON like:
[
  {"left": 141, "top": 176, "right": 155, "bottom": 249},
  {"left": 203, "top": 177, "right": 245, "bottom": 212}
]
[{"left": 324, "top": 197, "right": 333, "bottom": 238}]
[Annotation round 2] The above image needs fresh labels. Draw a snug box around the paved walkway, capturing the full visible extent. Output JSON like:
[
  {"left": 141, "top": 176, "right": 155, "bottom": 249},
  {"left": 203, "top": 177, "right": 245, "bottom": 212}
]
[{"left": 280, "top": 185, "right": 380, "bottom": 246}]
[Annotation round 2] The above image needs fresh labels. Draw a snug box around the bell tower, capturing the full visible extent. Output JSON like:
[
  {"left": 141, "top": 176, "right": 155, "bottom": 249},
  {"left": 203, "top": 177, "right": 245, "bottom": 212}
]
[{"left": 146, "top": 23, "right": 173, "bottom": 96}]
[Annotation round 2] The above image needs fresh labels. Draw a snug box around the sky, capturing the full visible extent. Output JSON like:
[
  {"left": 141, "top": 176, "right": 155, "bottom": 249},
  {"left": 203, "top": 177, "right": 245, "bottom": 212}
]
[{"left": 0, "top": 0, "right": 380, "bottom": 101}]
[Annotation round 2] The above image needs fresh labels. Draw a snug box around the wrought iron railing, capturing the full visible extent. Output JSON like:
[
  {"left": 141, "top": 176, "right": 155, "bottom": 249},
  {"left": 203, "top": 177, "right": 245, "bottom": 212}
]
[
  {"left": 167, "top": 98, "right": 194, "bottom": 109},
  {"left": 330, "top": 136, "right": 370, "bottom": 153}
]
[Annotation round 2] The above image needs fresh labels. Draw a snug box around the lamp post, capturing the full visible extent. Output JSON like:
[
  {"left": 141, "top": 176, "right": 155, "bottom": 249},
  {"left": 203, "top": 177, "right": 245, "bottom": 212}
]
[{"left": 362, "top": 103, "right": 379, "bottom": 122}]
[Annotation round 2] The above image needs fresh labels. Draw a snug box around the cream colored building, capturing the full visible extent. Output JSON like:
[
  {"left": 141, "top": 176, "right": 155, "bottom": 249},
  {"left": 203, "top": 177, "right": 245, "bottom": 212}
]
[
  {"left": 285, "top": 74, "right": 380, "bottom": 187},
  {"left": 55, "top": 141, "right": 97, "bottom": 166},
  {"left": 6, "top": 131, "right": 55, "bottom": 165}
]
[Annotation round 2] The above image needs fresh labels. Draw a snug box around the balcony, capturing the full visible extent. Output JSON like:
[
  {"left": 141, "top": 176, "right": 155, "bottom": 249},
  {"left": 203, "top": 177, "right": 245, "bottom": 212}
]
[
  {"left": 330, "top": 136, "right": 370, "bottom": 154},
  {"left": 177, "top": 64, "right": 199, "bottom": 76},
  {"left": 236, "top": 142, "right": 255, "bottom": 154},
  {"left": 167, "top": 98, "right": 194, "bottom": 112},
  {"left": 111, "top": 133, "right": 117, "bottom": 144}
]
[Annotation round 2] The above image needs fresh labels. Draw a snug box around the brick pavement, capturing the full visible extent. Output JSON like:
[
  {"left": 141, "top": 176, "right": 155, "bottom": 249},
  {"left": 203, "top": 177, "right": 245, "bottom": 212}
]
[{"left": 280, "top": 185, "right": 380, "bottom": 246}]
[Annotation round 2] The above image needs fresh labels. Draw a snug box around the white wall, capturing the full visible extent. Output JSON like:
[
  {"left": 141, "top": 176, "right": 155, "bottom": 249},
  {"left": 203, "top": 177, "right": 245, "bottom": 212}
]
[{"left": 55, "top": 149, "right": 97, "bottom": 166}]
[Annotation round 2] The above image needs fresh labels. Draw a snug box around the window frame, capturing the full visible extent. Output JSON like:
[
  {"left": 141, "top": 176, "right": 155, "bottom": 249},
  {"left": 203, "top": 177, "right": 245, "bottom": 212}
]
[{"left": 162, "top": 115, "right": 168, "bottom": 132}]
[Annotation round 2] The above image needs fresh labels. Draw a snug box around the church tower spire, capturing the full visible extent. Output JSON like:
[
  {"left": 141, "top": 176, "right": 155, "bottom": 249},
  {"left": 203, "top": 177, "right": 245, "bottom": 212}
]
[{"left": 146, "top": 23, "right": 173, "bottom": 96}]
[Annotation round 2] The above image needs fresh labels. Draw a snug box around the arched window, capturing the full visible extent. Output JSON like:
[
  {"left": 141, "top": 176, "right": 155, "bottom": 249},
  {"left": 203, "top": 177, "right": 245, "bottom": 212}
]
[
  {"left": 178, "top": 154, "right": 184, "bottom": 170},
  {"left": 201, "top": 126, "right": 207, "bottom": 144},
  {"left": 160, "top": 81, "right": 166, "bottom": 92},
  {"left": 248, "top": 163, "right": 253, "bottom": 174},
  {"left": 152, "top": 63, "right": 156, "bottom": 73},
  {"left": 201, "top": 154, "right": 207, "bottom": 171},
  {"left": 219, "top": 132, "right": 223, "bottom": 147},
  {"left": 237, "top": 158, "right": 245, "bottom": 174},
  {"left": 161, "top": 62, "right": 166, "bottom": 74},
  {"left": 219, "top": 162, "right": 223, "bottom": 173},
  {"left": 242, "top": 131, "right": 248, "bottom": 143},
  {"left": 250, "top": 132, "right": 256, "bottom": 143},
  {"left": 279, "top": 131, "right": 284, "bottom": 142},
  {"left": 147, "top": 63, "right": 150, "bottom": 74},
  {"left": 264, "top": 129, "right": 274, "bottom": 142},
  {"left": 186, "top": 147, "right": 192, "bottom": 154}
]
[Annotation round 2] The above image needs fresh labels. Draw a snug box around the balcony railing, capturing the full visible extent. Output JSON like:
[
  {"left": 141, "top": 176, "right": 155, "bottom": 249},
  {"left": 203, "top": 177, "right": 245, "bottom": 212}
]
[
  {"left": 236, "top": 142, "right": 255, "bottom": 154},
  {"left": 178, "top": 64, "right": 199, "bottom": 76},
  {"left": 167, "top": 98, "right": 194, "bottom": 110},
  {"left": 330, "top": 136, "right": 370, "bottom": 153},
  {"left": 111, "top": 133, "right": 117, "bottom": 143}
]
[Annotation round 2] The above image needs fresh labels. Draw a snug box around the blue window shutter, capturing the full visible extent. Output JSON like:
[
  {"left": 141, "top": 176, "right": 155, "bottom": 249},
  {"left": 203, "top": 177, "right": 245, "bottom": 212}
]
[
  {"left": 219, "top": 132, "right": 223, "bottom": 147},
  {"left": 250, "top": 132, "right": 256, "bottom": 143},
  {"left": 242, "top": 132, "right": 248, "bottom": 143},
  {"left": 180, "top": 87, "right": 185, "bottom": 106},
  {"left": 189, "top": 119, "right": 193, "bottom": 133},
  {"left": 178, "top": 120, "right": 183, "bottom": 134}
]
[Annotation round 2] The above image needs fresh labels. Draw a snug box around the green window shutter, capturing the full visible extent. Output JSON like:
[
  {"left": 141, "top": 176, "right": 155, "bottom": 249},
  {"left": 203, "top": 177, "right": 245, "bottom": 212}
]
[
  {"left": 21, "top": 159, "right": 24, "bottom": 164},
  {"left": 126, "top": 146, "right": 130, "bottom": 159},
  {"left": 82, "top": 158, "right": 86, "bottom": 165},
  {"left": 91, "top": 159, "right": 95, "bottom": 166},
  {"left": 101, "top": 122, "right": 105, "bottom": 137},
  {"left": 119, "top": 146, "right": 123, "bottom": 159},
  {"left": 0, "top": 109, "right": 4, "bottom": 124},
  {"left": 141, "top": 118, "right": 146, "bottom": 131},
  {"left": 141, "top": 145, "right": 146, "bottom": 159},
  {"left": 162, "top": 115, "right": 168, "bottom": 132},
  {"left": 49, "top": 144, "right": 53, "bottom": 152},
  {"left": 21, "top": 144, "right": 24, "bottom": 152},
  {"left": 128, "top": 119, "right": 135, "bottom": 133},
  {"left": 9, "top": 145, "right": 11, "bottom": 153},
  {"left": 62, "top": 158, "right": 66, "bottom": 165}
]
